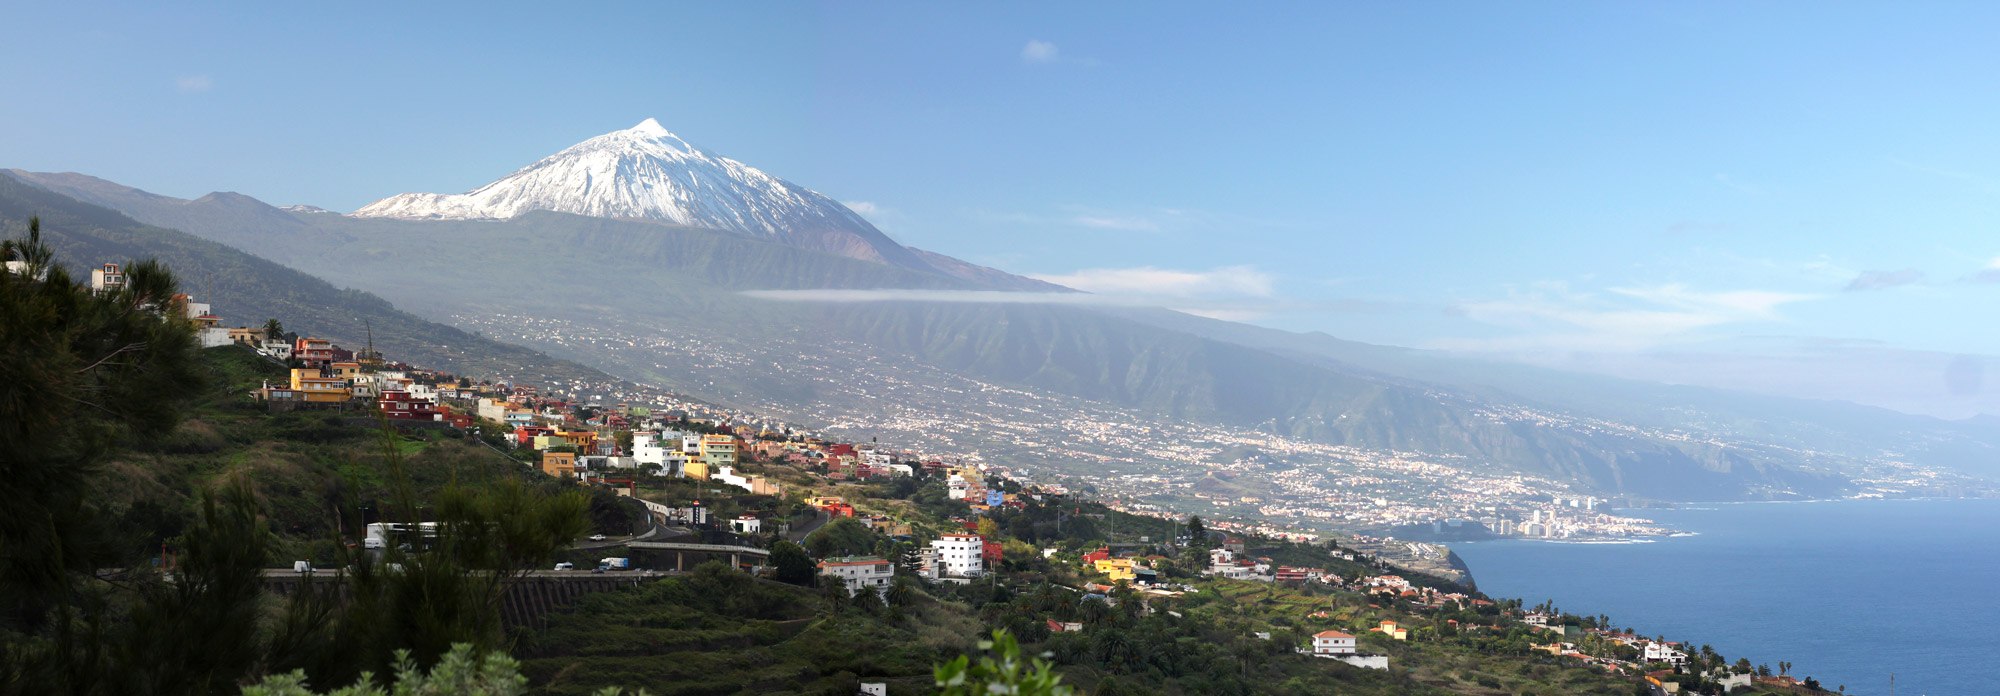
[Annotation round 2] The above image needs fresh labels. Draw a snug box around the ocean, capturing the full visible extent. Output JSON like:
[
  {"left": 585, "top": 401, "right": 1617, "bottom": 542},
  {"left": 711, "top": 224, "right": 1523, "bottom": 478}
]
[{"left": 1451, "top": 498, "right": 2000, "bottom": 696}]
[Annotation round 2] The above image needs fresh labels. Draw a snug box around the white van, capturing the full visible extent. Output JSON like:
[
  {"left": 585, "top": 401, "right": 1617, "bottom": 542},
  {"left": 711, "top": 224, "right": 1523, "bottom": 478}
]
[{"left": 554, "top": 562, "right": 575, "bottom": 571}]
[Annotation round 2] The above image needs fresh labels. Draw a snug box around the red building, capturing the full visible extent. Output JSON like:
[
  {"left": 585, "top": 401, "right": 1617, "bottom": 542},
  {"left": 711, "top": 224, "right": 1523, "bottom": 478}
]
[
  {"left": 513, "top": 425, "right": 554, "bottom": 446},
  {"left": 378, "top": 390, "right": 438, "bottom": 421},
  {"left": 1081, "top": 547, "right": 1112, "bottom": 564},
  {"left": 982, "top": 539, "right": 1003, "bottom": 566},
  {"left": 294, "top": 337, "right": 334, "bottom": 369}
]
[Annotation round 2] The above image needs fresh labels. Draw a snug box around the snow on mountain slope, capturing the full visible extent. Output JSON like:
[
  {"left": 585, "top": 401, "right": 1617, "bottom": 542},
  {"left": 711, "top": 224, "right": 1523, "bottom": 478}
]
[{"left": 354, "top": 119, "right": 934, "bottom": 270}]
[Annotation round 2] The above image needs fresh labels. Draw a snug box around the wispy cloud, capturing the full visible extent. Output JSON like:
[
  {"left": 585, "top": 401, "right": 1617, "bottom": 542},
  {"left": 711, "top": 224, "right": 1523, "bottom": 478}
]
[
  {"left": 1974, "top": 264, "right": 2000, "bottom": 284},
  {"left": 1072, "top": 215, "right": 1157, "bottom": 232},
  {"left": 843, "top": 201, "right": 879, "bottom": 216},
  {"left": 1844, "top": 268, "right": 1924, "bottom": 291},
  {"left": 1027, "top": 265, "right": 1274, "bottom": 298},
  {"left": 175, "top": 75, "right": 213, "bottom": 93},
  {"left": 1021, "top": 40, "right": 1059, "bottom": 63},
  {"left": 1713, "top": 173, "right": 1763, "bottom": 195}
]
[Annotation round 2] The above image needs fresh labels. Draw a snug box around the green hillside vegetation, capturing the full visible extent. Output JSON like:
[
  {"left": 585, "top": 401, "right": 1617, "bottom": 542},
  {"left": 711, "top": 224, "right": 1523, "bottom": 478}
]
[
  {"left": 517, "top": 562, "right": 982, "bottom": 696},
  {"left": 0, "top": 231, "right": 607, "bottom": 693},
  {"left": 93, "top": 343, "right": 634, "bottom": 566}
]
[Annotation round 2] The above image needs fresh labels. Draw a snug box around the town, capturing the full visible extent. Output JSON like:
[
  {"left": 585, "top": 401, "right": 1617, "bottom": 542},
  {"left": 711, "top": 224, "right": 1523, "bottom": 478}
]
[{"left": 164, "top": 286, "right": 1837, "bottom": 695}]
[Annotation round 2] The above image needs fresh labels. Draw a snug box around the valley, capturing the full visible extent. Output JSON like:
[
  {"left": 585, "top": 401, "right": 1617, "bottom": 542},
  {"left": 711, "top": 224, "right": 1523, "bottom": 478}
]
[{"left": 443, "top": 309, "right": 1986, "bottom": 547}]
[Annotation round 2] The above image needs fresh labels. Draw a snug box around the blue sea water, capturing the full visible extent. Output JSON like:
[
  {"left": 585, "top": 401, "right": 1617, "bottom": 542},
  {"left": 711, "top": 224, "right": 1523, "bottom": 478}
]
[{"left": 1451, "top": 498, "right": 2000, "bottom": 696}]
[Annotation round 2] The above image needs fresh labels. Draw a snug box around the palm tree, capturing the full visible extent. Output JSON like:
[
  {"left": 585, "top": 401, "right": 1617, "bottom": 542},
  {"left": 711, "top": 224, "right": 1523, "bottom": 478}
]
[
  {"left": 1032, "top": 582, "right": 1059, "bottom": 612},
  {"left": 1094, "top": 629, "right": 1133, "bottom": 669},
  {"left": 886, "top": 576, "right": 915, "bottom": 608},
  {"left": 1079, "top": 597, "right": 1112, "bottom": 624}
]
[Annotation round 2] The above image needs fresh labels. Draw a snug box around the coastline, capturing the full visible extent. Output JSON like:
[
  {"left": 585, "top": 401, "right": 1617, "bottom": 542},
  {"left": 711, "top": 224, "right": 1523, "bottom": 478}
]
[{"left": 1452, "top": 497, "right": 2000, "bottom": 696}]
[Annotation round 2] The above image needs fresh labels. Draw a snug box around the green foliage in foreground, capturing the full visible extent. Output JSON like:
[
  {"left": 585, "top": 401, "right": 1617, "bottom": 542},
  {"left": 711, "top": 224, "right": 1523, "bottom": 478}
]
[
  {"left": 246, "top": 643, "right": 651, "bottom": 696},
  {"left": 517, "top": 561, "right": 981, "bottom": 696},
  {"left": 0, "top": 225, "right": 596, "bottom": 694},
  {"left": 932, "top": 631, "right": 1070, "bottom": 696}
]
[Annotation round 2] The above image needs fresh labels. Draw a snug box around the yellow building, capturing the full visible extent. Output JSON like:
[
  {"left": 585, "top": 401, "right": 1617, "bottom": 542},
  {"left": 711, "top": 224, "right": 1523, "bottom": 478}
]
[
  {"left": 555, "top": 429, "right": 597, "bottom": 450},
  {"left": 1094, "top": 558, "right": 1137, "bottom": 582},
  {"left": 540, "top": 451, "right": 577, "bottom": 478},
  {"left": 289, "top": 368, "right": 350, "bottom": 403},
  {"left": 329, "top": 362, "right": 362, "bottom": 381},
  {"left": 227, "top": 327, "right": 267, "bottom": 346},
  {"left": 683, "top": 459, "right": 709, "bottom": 481},
  {"left": 1373, "top": 621, "right": 1408, "bottom": 641}
]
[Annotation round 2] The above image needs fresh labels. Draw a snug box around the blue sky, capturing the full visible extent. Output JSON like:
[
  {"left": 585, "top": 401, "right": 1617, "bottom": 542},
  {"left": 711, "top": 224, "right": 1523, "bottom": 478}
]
[{"left": 4, "top": 2, "right": 1999, "bottom": 417}]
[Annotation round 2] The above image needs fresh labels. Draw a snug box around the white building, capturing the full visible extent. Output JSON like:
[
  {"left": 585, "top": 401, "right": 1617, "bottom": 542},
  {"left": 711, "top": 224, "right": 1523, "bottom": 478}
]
[
  {"left": 405, "top": 382, "right": 437, "bottom": 403},
  {"left": 90, "top": 263, "right": 126, "bottom": 293},
  {"left": 818, "top": 556, "right": 894, "bottom": 596},
  {"left": 1643, "top": 642, "right": 1688, "bottom": 666},
  {"left": 928, "top": 534, "right": 984, "bottom": 577},
  {"left": 730, "top": 515, "right": 762, "bottom": 534},
  {"left": 1312, "top": 630, "right": 1357, "bottom": 656},
  {"left": 713, "top": 466, "right": 752, "bottom": 492},
  {"left": 632, "top": 432, "right": 667, "bottom": 464}
]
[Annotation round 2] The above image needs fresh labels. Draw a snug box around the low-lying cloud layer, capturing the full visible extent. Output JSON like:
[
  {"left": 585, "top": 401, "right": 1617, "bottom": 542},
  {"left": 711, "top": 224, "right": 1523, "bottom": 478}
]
[{"left": 745, "top": 265, "right": 1314, "bottom": 321}]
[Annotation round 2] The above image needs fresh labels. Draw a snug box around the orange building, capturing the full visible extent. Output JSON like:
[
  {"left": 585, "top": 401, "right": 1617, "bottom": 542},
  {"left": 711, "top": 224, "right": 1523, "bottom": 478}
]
[{"left": 541, "top": 450, "right": 578, "bottom": 478}]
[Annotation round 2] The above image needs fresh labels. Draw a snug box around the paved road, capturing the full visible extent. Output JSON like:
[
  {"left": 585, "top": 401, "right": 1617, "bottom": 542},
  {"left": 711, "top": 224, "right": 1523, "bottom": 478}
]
[
  {"left": 785, "top": 511, "right": 830, "bottom": 543},
  {"left": 570, "top": 523, "right": 674, "bottom": 551}
]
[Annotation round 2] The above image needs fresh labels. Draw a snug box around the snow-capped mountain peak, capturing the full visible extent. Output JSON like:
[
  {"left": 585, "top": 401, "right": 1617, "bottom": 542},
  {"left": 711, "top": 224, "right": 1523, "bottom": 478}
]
[
  {"left": 630, "top": 117, "right": 671, "bottom": 137},
  {"left": 352, "top": 119, "right": 932, "bottom": 270}
]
